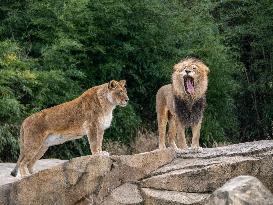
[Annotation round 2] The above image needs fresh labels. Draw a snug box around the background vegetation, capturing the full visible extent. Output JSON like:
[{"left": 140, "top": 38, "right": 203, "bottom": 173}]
[{"left": 0, "top": 0, "right": 272, "bottom": 162}]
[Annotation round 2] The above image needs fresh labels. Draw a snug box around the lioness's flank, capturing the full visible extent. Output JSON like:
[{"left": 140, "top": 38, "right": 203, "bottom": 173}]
[
  {"left": 156, "top": 58, "right": 209, "bottom": 151},
  {"left": 11, "top": 80, "right": 129, "bottom": 178}
]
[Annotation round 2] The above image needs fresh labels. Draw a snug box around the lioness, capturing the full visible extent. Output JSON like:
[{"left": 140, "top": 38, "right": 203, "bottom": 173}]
[
  {"left": 156, "top": 58, "right": 209, "bottom": 151},
  {"left": 11, "top": 80, "right": 129, "bottom": 177}
]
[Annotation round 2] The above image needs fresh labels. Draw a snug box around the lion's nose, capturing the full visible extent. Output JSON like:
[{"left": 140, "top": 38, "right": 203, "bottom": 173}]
[
  {"left": 125, "top": 98, "right": 129, "bottom": 103},
  {"left": 185, "top": 70, "right": 191, "bottom": 74}
]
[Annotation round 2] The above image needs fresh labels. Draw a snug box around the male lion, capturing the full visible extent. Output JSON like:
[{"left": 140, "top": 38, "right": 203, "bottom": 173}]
[
  {"left": 11, "top": 80, "right": 129, "bottom": 178},
  {"left": 156, "top": 58, "right": 209, "bottom": 151}
]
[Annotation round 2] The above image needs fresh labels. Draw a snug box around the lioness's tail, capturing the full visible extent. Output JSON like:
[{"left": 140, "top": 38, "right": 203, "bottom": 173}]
[
  {"left": 10, "top": 164, "right": 18, "bottom": 177},
  {"left": 10, "top": 124, "right": 25, "bottom": 177}
]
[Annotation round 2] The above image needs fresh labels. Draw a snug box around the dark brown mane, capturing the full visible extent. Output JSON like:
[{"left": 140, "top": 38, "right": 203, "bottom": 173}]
[{"left": 174, "top": 95, "right": 206, "bottom": 127}]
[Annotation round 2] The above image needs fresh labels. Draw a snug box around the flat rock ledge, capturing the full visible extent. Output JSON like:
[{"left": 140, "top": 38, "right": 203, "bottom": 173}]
[{"left": 0, "top": 140, "right": 273, "bottom": 205}]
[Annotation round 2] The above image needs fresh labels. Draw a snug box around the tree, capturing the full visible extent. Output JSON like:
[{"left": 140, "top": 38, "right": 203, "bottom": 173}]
[{"left": 213, "top": 0, "right": 273, "bottom": 141}]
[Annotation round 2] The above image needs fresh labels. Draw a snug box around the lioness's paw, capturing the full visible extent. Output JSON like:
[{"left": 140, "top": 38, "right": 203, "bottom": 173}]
[
  {"left": 16, "top": 172, "right": 30, "bottom": 179},
  {"left": 191, "top": 146, "right": 203, "bottom": 153}
]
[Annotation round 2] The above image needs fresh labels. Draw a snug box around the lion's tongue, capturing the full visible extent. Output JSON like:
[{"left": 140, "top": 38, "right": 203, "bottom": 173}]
[{"left": 186, "top": 79, "right": 194, "bottom": 94}]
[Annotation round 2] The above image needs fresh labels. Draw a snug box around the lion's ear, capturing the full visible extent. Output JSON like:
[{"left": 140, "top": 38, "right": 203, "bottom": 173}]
[
  {"left": 108, "top": 80, "right": 118, "bottom": 90},
  {"left": 204, "top": 65, "right": 210, "bottom": 74},
  {"left": 173, "top": 63, "right": 180, "bottom": 71},
  {"left": 119, "top": 80, "right": 126, "bottom": 87}
]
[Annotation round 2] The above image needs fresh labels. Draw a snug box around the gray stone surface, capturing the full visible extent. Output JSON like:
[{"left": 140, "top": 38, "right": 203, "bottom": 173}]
[
  {"left": 142, "top": 188, "right": 210, "bottom": 205},
  {"left": 0, "top": 159, "right": 67, "bottom": 186},
  {"left": 141, "top": 141, "right": 273, "bottom": 193},
  {"left": 0, "top": 140, "right": 273, "bottom": 205},
  {"left": 206, "top": 175, "right": 273, "bottom": 205},
  {"left": 102, "top": 183, "right": 143, "bottom": 205}
]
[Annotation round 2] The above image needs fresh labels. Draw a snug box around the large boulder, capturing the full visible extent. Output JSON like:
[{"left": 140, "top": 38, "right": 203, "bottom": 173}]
[
  {"left": 206, "top": 175, "right": 273, "bottom": 205},
  {"left": 0, "top": 140, "right": 273, "bottom": 205}
]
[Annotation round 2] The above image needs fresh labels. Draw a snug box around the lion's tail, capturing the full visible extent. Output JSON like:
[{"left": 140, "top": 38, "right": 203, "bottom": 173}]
[{"left": 10, "top": 124, "right": 25, "bottom": 177}]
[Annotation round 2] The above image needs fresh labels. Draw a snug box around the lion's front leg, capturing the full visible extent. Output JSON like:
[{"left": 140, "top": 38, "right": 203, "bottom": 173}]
[
  {"left": 176, "top": 122, "right": 188, "bottom": 149},
  {"left": 191, "top": 121, "right": 203, "bottom": 152},
  {"left": 87, "top": 125, "right": 109, "bottom": 156}
]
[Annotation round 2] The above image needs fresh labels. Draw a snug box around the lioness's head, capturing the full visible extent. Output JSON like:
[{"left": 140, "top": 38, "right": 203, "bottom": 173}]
[
  {"left": 172, "top": 58, "right": 209, "bottom": 99},
  {"left": 108, "top": 80, "right": 129, "bottom": 107}
]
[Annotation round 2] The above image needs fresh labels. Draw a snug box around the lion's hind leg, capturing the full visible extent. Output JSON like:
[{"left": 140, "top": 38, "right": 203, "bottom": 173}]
[
  {"left": 167, "top": 115, "right": 178, "bottom": 150},
  {"left": 157, "top": 107, "right": 168, "bottom": 150}
]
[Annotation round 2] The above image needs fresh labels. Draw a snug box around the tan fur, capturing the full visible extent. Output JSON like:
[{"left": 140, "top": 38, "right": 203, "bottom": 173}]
[
  {"left": 156, "top": 58, "right": 209, "bottom": 151},
  {"left": 11, "top": 80, "right": 129, "bottom": 177}
]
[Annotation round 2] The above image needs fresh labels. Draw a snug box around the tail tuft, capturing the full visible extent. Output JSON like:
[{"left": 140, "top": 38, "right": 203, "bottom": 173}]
[{"left": 10, "top": 164, "right": 18, "bottom": 177}]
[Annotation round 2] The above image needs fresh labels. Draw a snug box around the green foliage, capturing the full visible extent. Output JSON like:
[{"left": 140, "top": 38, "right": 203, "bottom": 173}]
[
  {"left": 0, "top": 0, "right": 271, "bottom": 162},
  {"left": 0, "top": 40, "right": 84, "bottom": 161},
  {"left": 0, "top": 124, "right": 19, "bottom": 162},
  {"left": 212, "top": 0, "right": 273, "bottom": 140}
]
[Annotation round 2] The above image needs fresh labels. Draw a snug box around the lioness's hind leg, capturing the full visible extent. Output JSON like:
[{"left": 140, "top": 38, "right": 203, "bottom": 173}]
[
  {"left": 18, "top": 142, "right": 44, "bottom": 177},
  {"left": 27, "top": 146, "right": 48, "bottom": 174},
  {"left": 18, "top": 152, "right": 31, "bottom": 177}
]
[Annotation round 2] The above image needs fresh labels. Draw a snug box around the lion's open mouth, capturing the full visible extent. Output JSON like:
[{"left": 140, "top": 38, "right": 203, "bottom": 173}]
[{"left": 184, "top": 76, "right": 195, "bottom": 95}]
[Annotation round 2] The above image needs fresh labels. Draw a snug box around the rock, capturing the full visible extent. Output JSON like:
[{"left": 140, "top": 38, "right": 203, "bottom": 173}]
[
  {"left": 141, "top": 188, "right": 210, "bottom": 205},
  {"left": 102, "top": 183, "right": 143, "bottom": 205},
  {"left": 1, "top": 140, "right": 273, "bottom": 205},
  {"left": 141, "top": 141, "right": 273, "bottom": 193},
  {"left": 0, "top": 159, "right": 66, "bottom": 186},
  {"left": 206, "top": 175, "right": 273, "bottom": 205},
  {"left": 9, "top": 155, "right": 112, "bottom": 205},
  {"left": 94, "top": 148, "right": 176, "bottom": 204}
]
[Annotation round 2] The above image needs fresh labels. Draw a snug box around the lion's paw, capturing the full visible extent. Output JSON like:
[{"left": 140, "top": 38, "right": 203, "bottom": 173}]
[
  {"left": 190, "top": 146, "right": 203, "bottom": 153},
  {"left": 97, "top": 151, "right": 110, "bottom": 157},
  {"left": 158, "top": 144, "right": 167, "bottom": 150}
]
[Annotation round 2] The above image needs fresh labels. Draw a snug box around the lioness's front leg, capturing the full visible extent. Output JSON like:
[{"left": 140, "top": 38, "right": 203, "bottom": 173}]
[
  {"left": 87, "top": 125, "right": 108, "bottom": 156},
  {"left": 191, "top": 121, "right": 202, "bottom": 152}
]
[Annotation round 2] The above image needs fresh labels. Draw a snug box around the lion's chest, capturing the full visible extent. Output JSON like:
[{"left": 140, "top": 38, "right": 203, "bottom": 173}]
[
  {"left": 101, "top": 111, "right": 113, "bottom": 130},
  {"left": 174, "top": 96, "right": 206, "bottom": 127}
]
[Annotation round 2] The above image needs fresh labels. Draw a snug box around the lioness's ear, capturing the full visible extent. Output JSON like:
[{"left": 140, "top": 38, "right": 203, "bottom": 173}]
[
  {"left": 108, "top": 80, "right": 118, "bottom": 90},
  {"left": 119, "top": 80, "right": 126, "bottom": 87}
]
